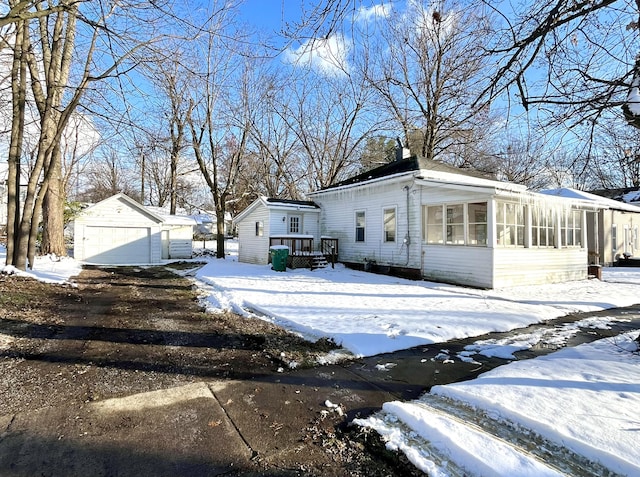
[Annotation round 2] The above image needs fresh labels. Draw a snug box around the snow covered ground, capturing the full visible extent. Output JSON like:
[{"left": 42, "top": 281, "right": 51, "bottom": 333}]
[
  {"left": 3, "top": 242, "right": 640, "bottom": 476},
  {"left": 194, "top": 244, "right": 639, "bottom": 358}
]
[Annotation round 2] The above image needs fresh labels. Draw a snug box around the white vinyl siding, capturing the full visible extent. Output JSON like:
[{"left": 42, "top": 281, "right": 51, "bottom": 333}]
[
  {"left": 312, "top": 177, "right": 419, "bottom": 267},
  {"left": 310, "top": 172, "right": 595, "bottom": 288},
  {"left": 493, "top": 247, "right": 587, "bottom": 287},
  {"left": 238, "top": 205, "right": 271, "bottom": 265},
  {"left": 235, "top": 199, "right": 321, "bottom": 265}
]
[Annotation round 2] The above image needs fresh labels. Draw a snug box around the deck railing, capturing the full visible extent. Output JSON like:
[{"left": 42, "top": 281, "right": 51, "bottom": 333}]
[
  {"left": 321, "top": 237, "right": 339, "bottom": 262},
  {"left": 269, "top": 236, "right": 339, "bottom": 260},
  {"left": 269, "top": 236, "right": 314, "bottom": 255}
]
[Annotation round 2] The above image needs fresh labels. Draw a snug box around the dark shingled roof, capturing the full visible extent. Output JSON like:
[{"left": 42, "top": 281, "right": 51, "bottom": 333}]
[
  {"left": 589, "top": 187, "right": 640, "bottom": 204},
  {"left": 321, "top": 156, "right": 494, "bottom": 190}
]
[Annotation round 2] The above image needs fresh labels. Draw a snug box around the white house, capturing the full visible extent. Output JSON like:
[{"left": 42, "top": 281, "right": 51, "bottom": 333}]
[
  {"left": 233, "top": 197, "right": 322, "bottom": 266},
  {"left": 542, "top": 188, "right": 640, "bottom": 265},
  {"left": 590, "top": 186, "right": 640, "bottom": 206},
  {"left": 74, "top": 193, "right": 195, "bottom": 265},
  {"left": 304, "top": 156, "right": 598, "bottom": 288},
  {"left": 191, "top": 211, "right": 233, "bottom": 239}
]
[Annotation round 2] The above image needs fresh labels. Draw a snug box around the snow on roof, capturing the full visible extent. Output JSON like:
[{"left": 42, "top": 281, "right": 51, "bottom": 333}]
[
  {"left": 541, "top": 188, "right": 640, "bottom": 213},
  {"left": 311, "top": 156, "right": 524, "bottom": 195},
  {"left": 234, "top": 196, "right": 320, "bottom": 224},
  {"left": 621, "top": 189, "right": 640, "bottom": 203},
  {"left": 145, "top": 206, "right": 196, "bottom": 226}
]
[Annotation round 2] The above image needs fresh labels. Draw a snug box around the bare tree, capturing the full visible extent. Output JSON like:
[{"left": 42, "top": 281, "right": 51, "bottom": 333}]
[
  {"left": 143, "top": 49, "right": 191, "bottom": 214},
  {"left": 273, "top": 72, "right": 374, "bottom": 191},
  {"left": 477, "top": 0, "right": 635, "bottom": 129},
  {"left": 77, "top": 149, "right": 139, "bottom": 203},
  {"left": 4, "top": 0, "right": 170, "bottom": 269},
  {"left": 585, "top": 120, "right": 640, "bottom": 188},
  {"left": 360, "top": 1, "right": 495, "bottom": 163},
  {"left": 185, "top": 6, "right": 253, "bottom": 258},
  {"left": 243, "top": 73, "right": 306, "bottom": 201}
]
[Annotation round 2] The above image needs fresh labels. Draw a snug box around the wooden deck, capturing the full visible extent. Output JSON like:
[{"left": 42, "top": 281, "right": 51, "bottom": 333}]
[{"left": 269, "top": 236, "right": 339, "bottom": 268}]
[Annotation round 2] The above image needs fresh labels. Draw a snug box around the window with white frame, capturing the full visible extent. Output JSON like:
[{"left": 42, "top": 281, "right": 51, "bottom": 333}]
[
  {"left": 532, "top": 207, "right": 555, "bottom": 247},
  {"left": 446, "top": 204, "right": 465, "bottom": 244},
  {"left": 355, "top": 211, "right": 365, "bottom": 242},
  {"left": 612, "top": 224, "right": 618, "bottom": 254},
  {"left": 424, "top": 205, "right": 444, "bottom": 244},
  {"left": 255, "top": 221, "right": 263, "bottom": 237},
  {"left": 289, "top": 216, "right": 300, "bottom": 234},
  {"left": 496, "top": 201, "right": 525, "bottom": 246},
  {"left": 383, "top": 207, "right": 396, "bottom": 242},
  {"left": 561, "top": 209, "right": 582, "bottom": 247},
  {"left": 423, "top": 203, "right": 487, "bottom": 246},
  {"left": 467, "top": 202, "right": 487, "bottom": 245}
]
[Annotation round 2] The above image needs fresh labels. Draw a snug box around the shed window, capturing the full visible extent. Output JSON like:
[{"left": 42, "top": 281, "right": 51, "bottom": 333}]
[
  {"left": 467, "top": 202, "right": 487, "bottom": 246},
  {"left": 561, "top": 209, "right": 582, "bottom": 247},
  {"left": 612, "top": 224, "right": 618, "bottom": 253},
  {"left": 289, "top": 216, "right": 300, "bottom": 234},
  {"left": 355, "top": 211, "right": 365, "bottom": 242},
  {"left": 383, "top": 207, "right": 396, "bottom": 242},
  {"left": 496, "top": 202, "right": 525, "bottom": 247},
  {"left": 255, "top": 221, "right": 263, "bottom": 237}
]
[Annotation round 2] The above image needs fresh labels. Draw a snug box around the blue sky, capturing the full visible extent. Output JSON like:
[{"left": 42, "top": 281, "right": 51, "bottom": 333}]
[{"left": 239, "top": 1, "right": 296, "bottom": 31}]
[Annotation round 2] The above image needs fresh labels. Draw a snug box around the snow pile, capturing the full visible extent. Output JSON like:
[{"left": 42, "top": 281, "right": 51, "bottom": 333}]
[
  {"left": 357, "top": 333, "right": 640, "bottom": 476},
  {"left": 0, "top": 246, "right": 81, "bottom": 284}
]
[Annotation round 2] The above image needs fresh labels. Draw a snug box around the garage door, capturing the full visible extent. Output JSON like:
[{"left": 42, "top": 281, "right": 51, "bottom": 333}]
[{"left": 82, "top": 226, "right": 151, "bottom": 264}]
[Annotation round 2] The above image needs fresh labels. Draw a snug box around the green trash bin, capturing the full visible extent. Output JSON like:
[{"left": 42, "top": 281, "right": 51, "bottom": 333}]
[{"left": 270, "top": 246, "right": 289, "bottom": 271}]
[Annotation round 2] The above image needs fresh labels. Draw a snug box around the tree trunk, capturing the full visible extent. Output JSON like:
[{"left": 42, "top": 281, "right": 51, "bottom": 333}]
[
  {"left": 6, "top": 14, "right": 27, "bottom": 267},
  {"left": 215, "top": 208, "right": 225, "bottom": 259},
  {"left": 41, "top": 148, "right": 66, "bottom": 256}
]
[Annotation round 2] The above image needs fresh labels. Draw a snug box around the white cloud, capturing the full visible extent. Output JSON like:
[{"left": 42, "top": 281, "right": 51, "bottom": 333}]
[
  {"left": 284, "top": 34, "right": 350, "bottom": 76},
  {"left": 354, "top": 3, "right": 393, "bottom": 23}
]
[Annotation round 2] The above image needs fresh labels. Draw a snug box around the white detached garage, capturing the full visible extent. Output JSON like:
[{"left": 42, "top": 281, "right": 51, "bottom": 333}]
[{"left": 74, "top": 193, "right": 194, "bottom": 265}]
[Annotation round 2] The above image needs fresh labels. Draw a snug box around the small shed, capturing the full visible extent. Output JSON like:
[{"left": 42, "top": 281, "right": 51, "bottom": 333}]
[
  {"left": 234, "top": 197, "right": 322, "bottom": 265},
  {"left": 74, "top": 193, "right": 195, "bottom": 264}
]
